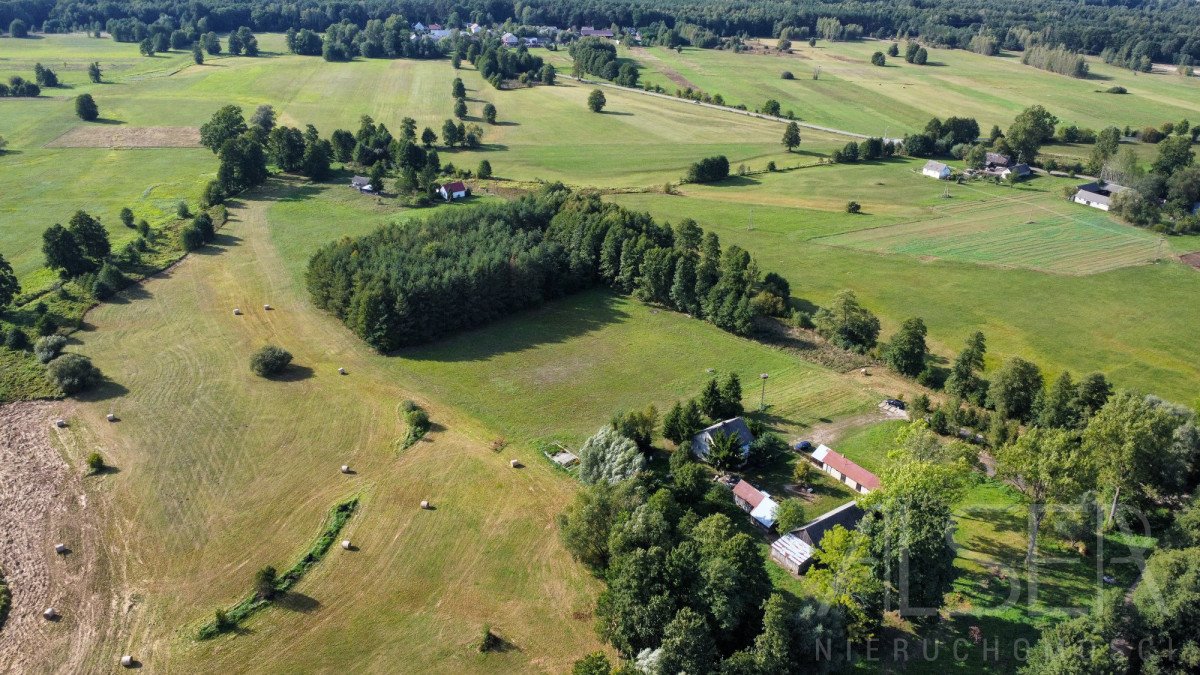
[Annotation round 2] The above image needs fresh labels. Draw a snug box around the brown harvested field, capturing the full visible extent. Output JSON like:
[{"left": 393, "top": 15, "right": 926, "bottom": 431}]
[
  {"left": 45, "top": 126, "right": 201, "bottom": 148},
  {"left": 0, "top": 401, "right": 122, "bottom": 672},
  {"left": 1181, "top": 252, "right": 1200, "bottom": 269}
]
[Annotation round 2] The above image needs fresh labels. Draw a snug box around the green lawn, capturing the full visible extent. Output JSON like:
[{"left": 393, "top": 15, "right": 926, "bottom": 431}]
[
  {"left": 828, "top": 420, "right": 908, "bottom": 475},
  {"left": 609, "top": 171, "right": 1200, "bottom": 403}
]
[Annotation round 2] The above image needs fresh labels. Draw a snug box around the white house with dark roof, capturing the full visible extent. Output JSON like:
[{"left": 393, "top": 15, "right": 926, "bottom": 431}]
[
  {"left": 770, "top": 501, "right": 865, "bottom": 574},
  {"left": 691, "top": 417, "right": 754, "bottom": 463},
  {"left": 922, "top": 160, "right": 952, "bottom": 179},
  {"left": 1073, "top": 181, "right": 1128, "bottom": 211}
]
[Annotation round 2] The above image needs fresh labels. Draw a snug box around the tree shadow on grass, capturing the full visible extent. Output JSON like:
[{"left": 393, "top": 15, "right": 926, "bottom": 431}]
[
  {"left": 602, "top": 110, "right": 633, "bottom": 116},
  {"left": 272, "top": 364, "right": 315, "bottom": 382},
  {"left": 190, "top": 232, "right": 243, "bottom": 255},
  {"left": 74, "top": 378, "right": 130, "bottom": 402},
  {"left": 712, "top": 175, "right": 760, "bottom": 187},
  {"left": 275, "top": 591, "right": 320, "bottom": 613},
  {"left": 93, "top": 118, "right": 125, "bottom": 125},
  {"left": 400, "top": 290, "right": 631, "bottom": 363}
]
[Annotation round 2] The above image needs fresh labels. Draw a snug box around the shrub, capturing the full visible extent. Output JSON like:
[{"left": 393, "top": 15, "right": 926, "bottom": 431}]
[
  {"left": 766, "top": 160, "right": 777, "bottom": 171},
  {"left": 1105, "top": 86, "right": 1127, "bottom": 94},
  {"left": 74, "top": 94, "right": 99, "bottom": 121},
  {"left": 176, "top": 201, "right": 191, "bottom": 218},
  {"left": 846, "top": 201, "right": 861, "bottom": 213},
  {"left": 405, "top": 408, "right": 430, "bottom": 434},
  {"left": 34, "top": 312, "right": 58, "bottom": 336},
  {"left": 34, "top": 335, "right": 67, "bottom": 363},
  {"left": 119, "top": 207, "right": 135, "bottom": 228},
  {"left": 179, "top": 224, "right": 204, "bottom": 251},
  {"left": 400, "top": 399, "right": 418, "bottom": 412},
  {"left": 86, "top": 451, "right": 105, "bottom": 473},
  {"left": 254, "top": 566, "right": 278, "bottom": 599},
  {"left": 780, "top": 70, "right": 794, "bottom": 80},
  {"left": 5, "top": 327, "right": 29, "bottom": 350},
  {"left": 47, "top": 353, "right": 102, "bottom": 394},
  {"left": 249, "top": 345, "right": 292, "bottom": 377}
]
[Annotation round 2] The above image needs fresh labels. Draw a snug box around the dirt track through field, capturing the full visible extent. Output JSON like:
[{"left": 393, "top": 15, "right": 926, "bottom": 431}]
[{"left": 0, "top": 401, "right": 116, "bottom": 672}]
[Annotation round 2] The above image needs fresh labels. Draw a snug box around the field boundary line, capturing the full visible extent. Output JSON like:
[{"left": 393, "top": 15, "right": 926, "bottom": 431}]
[{"left": 561, "top": 75, "right": 867, "bottom": 139}]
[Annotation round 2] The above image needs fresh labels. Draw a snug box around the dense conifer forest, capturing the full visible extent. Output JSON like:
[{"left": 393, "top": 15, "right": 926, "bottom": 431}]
[{"left": 306, "top": 186, "right": 789, "bottom": 350}]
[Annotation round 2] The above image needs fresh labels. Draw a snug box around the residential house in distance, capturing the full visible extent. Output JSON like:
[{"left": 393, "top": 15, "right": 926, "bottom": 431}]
[
  {"left": 811, "top": 444, "right": 880, "bottom": 494},
  {"left": 438, "top": 180, "right": 468, "bottom": 201},
  {"left": 731, "top": 480, "right": 779, "bottom": 529},
  {"left": 350, "top": 176, "right": 373, "bottom": 192},
  {"left": 427, "top": 23, "right": 443, "bottom": 31},
  {"left": 922, "top": 160, "right": 952, "bottom": 179},
  {"left": 412, "top": 21, "right": 426, "bottom": 32},
  {"left": 770, "top": 501, "right": 865, "bottom": 574},
  {"left": 691, "top": 417, "right": 754, "bottom": 463},
  {"left": 985, "top": 152, "right": 1010, "bottom": 170},
  {"left": 580, "top": 26, "right": 615, "bottom": 38},
  {"left": 1073, "top": 181, "right": 1128, "bottom": 211},
  {"left": 468, "top": 23, "right": 483, "bottom": 34},
  {"left": 429, "top": 28, "right": 452, "bottom": 40},
  {"left": 501, "top": 32, "right": 519, "bottom": 47},
  {"left": 1001, "top": 163, "right": 1032, "bottom": 181}
]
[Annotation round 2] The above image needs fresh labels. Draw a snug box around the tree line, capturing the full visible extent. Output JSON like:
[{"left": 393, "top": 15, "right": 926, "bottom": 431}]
[
  {"left": 570, "top": 37, "right": 639, "bottom": 87},
  {"left": 306, "top": 185, "right": 793, "bottom": 351},
  {"left": 14, "top": 0, "right": 1200, "bottom": 67}
]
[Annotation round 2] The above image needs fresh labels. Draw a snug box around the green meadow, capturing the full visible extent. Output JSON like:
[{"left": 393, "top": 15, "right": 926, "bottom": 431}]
[
  {"left": 618, "top": 40, "right": 1200, "bottom": 137},
  {"left": 0, "top": 31, "right": 1194, "bottom": 671}
]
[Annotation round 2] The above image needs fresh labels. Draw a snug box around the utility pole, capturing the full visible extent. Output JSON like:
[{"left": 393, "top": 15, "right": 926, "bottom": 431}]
[{"left": 759, "top": 373, "right": 769, "bottom": 411}]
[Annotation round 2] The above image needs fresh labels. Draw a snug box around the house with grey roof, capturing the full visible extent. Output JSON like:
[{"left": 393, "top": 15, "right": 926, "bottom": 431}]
[
  {"left": 1073, "top": 181, "right": 1128, "bottom": 211},
  {"left": 691, "top": 417, "right": 754, "bottom": 464},
  {"left": 770, "top": 501, "right": 865, "bottom": 574},
  {"left": 922, "top": 160, "right": 951, "bottom": 179}
]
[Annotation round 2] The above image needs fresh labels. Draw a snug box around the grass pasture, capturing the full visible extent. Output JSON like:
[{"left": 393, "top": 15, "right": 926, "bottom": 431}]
[
  {"left": 623, "top": 40, "right": 1200, "bottom": 137},
  {"left": 818, "top": 190, "right": 1162, "bottom": 275}
]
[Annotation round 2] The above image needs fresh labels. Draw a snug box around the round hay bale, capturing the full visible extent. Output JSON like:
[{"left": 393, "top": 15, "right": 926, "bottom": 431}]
[
  {"left": 106, "top": 413, "right": 117, "bottom": 422},
  {"left": 54, "top": 543, "right": 67, "bottom": 554},
  {"left": 341, "top": 539, "right": 351, "bottom": 550},
  {"left": 55, "top": 419, "right": 67, "bottom": 428},
  {"left": 43, "top": 608, "right": 57, "bottom": 620},
  {"left": 420, "top": 500, "right": 430, "bottom": 510},
  {"left": 340, "top": 465, "right": 351, "bottom": 474},
  {"left": 509, "top": 459, "right": 522, "bottom": 468},
  {"left": 263, "top": 304, "right": 272, "bottom": 310},
  {"left": 120, "top": 655, "right": 133, "bottom": 667},
  {"left": 338, "top": 367, "right": 347, "bottom": 375},
  {"left": 233, "top": 308, "right": 242, "bottom": 315}
]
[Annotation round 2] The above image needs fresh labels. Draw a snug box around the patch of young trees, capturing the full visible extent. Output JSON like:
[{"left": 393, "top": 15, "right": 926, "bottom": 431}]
[
  {"left": 570, "top": 38, "right": 638, "bottom": 86},
  {"left": 307, "top": 187, "right": 792, "bottom": 351},
  {"left": 684, "top": 155, "right": 729, "bottom": 183},
  {"left": 1020, "top": 45, "right": 1088, "bottom": 78},
  {"left": 0, "top": 75, "right": 41, "bottom": 97}
]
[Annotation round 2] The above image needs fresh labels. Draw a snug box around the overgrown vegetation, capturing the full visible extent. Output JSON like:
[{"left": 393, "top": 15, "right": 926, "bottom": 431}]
[
  {"left": 196, "top": 498, "right": 358, "bottom": 639},
  {"left": 399, "top": 399, "right": 431, "bottom": 449}
]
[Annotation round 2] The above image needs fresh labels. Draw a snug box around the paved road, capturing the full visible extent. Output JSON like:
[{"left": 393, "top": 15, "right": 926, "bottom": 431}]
[{"left": 563, "top": 74, "right": 872, "bottom": 140}]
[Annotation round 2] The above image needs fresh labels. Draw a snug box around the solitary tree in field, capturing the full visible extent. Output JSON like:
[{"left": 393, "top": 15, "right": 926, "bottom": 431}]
[
  {"left": 482, "top": 102, "right": 497, "bottom": 124},
  {"left": 453, "top": 98, "right": 468, "bottom": 119},
  {"left": 87, "top": 61, "right": 102, "bottom": 83},
  {"left": 782, "top": 121, "right": 801, "bottom": 151},
  {"left": 421, "top": 127, "right": 437, "bottom": 148},
  {"left": 138, "top": 37, "right": 155, "bottom": 56},
  {"left": 882, "top": 317, "right": 928, "bottom": 377},
  {"left": 192, "top": 42, "right": 204, "bottom": 65},
  {"left": 871, "top": 51, "right": 886, "bottom": 66},
  {"left": 477, "top": 159, "right": 492, "bottom": 178},
  {"left": 452, "top": 77, "right": 466, "bottom": 99},
  {"left": 0, "top": 135, "right": 8, "bottom": 154},
  {"left": 587, "top": 89, "right": 606, "bottom": 113},
  {"left": 762, "top": 98, "right": 781, "bottom": 116},
  {"left": 9, "top": 19, "right": 29, "bottom": 38},
  {"left": 75, "top": 93, "right": 99, "bottom": 121}
]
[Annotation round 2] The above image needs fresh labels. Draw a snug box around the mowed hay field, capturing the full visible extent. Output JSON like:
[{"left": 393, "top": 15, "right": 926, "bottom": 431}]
[
  {"left": 64, "top": 177, "right": 886, "bottom": 670},
  {"left": 609, "top": 163, "right": 1200, "bottom": 402},
  {"left": 73, "top": 183, "right": 605, "bottom": 672},
  {"left": 0, "top": 33, "right": 847, "bottom": 295},
  {"left": 618, "top": 40, "right": 1200, "bottom": 136}
]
